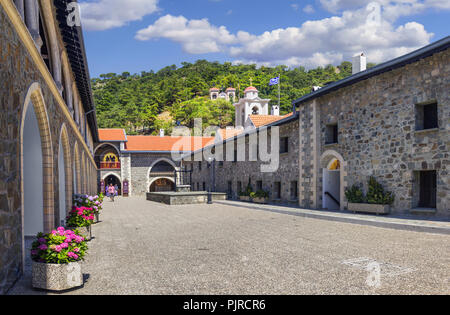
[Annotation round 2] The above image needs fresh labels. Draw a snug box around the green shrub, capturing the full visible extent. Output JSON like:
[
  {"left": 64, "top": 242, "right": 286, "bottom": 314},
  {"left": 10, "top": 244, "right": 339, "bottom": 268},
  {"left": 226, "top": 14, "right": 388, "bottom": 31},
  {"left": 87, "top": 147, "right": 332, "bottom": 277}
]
[
  {"left": 345, "top": 185, "right": 365, "bottom": 203},
  {"left": 366, "top": 177, "right": 395, "bottom": 205},
  {"left": 251, "top": 190, "right": 269, "bottom": 199}
]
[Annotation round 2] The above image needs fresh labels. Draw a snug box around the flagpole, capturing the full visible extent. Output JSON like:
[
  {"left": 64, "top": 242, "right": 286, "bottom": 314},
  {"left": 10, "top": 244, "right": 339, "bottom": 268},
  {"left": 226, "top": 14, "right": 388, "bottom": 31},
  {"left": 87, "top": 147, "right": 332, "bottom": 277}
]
[{"left": 278, "top": 74, "right": 281, "bottom": 108}]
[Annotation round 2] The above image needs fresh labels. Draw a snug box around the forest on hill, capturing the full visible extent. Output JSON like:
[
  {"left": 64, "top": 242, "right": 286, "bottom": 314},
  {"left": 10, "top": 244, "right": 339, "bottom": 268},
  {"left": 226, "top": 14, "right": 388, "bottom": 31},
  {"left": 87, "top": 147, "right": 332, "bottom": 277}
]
[{"left": 92, "top": 60, "right": 371, "bottom": 135}]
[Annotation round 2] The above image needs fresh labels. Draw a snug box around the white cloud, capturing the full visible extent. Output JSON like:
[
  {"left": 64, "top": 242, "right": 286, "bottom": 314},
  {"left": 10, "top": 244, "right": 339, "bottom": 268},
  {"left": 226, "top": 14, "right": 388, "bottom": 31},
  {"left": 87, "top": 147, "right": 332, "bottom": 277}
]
[
  {"left": 135, "top": 2, "right": 437, "bottom": 68},
  {"left": 79, "top": 0, "right": 159, "bottom": 31},
  {"left": 303, "top": 5, "right": 315, "bottom": 14},
  {"left": 135, "top": 15, "right": 237, "bottom": 54}
]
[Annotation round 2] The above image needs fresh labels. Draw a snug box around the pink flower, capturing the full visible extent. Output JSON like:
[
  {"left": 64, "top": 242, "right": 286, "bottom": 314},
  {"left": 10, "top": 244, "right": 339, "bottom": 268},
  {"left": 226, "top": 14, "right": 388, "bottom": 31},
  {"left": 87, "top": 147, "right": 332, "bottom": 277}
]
[
  {"left": 68, "top": 252, "right": 79, "bottom": 260},
  {"left": 54, "top": 245, "right": 62, "bottom": 252},
  {"left": 60, "top": 242, "right": 69, "bottom": 249},
  {"left": 73, "top": 248, "right": 80, "bottom": 253}
]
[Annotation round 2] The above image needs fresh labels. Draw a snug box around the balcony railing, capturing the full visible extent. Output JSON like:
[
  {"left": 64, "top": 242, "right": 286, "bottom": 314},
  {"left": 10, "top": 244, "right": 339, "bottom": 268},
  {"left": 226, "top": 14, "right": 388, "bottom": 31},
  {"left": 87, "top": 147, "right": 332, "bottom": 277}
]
[{"left": 100, "top": 162, "right": 121, "bottom": 169}]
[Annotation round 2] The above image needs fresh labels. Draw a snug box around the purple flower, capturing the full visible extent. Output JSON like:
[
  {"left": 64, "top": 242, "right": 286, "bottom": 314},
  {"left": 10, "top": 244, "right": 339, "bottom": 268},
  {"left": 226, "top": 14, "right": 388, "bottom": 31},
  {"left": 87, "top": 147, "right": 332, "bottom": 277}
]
[
  {"left": 38, "top": 238, "right": 46, "bottom": 244},
  {"left": 39, "top": 244, "right": 48, "bottom": 251},
  {"left": 31, "top": 250, "right": 38, "bottom": 255}
]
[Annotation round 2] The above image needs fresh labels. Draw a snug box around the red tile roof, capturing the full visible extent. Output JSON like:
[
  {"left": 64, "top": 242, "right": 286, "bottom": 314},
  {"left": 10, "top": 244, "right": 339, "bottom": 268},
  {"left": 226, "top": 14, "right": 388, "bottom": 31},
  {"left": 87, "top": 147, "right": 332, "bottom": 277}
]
[
  {"left": 217, "top": 128, "right": 244, "bottom": 140},
  {"left": 124, "top": 136, "right": 215, "bottom": 152},
  {"left": 98, "top": 129, "right": 127, "bottom": 142},
  {"left": 244, "top": 86, "right": 258, "bottom": 92},
  {"left": 249, "top": 113, "right": 294, "bottom": 128}
]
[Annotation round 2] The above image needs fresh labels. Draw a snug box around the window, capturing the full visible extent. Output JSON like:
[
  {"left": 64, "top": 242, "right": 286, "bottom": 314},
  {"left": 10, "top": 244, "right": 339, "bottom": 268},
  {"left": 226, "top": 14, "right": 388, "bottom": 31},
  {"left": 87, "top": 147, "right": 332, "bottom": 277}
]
[
  {"left": 274, "top": 182, "right": 281, "bottom": 199},
  {"left": 203, "top": 182, "right": 206, "bottom": 191},
  {"left": 197, "top": 183, "right": 200, "bottom": 191},
  {"left": 252, "top": 107, "right": 259, "bottom": 115},
  {"left": 233, "top": 149, "right": 237, "bottom": 163},
  {"left": 290, "top": 181, "right": 298, "bottom": 200},
  {"left": 257, "top": 181, "right": 263, "bottom": 191},
  {"left": 416, "top": 102, "right": 438, "bottom": 131},
  {"left": 415, "top": 171, "right": 437, "bottom": 208},
  {"left": 219, "top": 161, "right": 224, "bottom": 167},
  {"left": 280, "top": 137, "right": 289, "bottom": 154},
  {"left": 325, "top": 124, "right": 338, "bottom": 144},
  {"left": 237, "top": 181, "right": 242, "bottom": 193},
  {"left": 227, "top": 181, "right": 233, "bottom": 199},
  {"left": 198, "top": 161, "right": 202, "bottom": 171}
]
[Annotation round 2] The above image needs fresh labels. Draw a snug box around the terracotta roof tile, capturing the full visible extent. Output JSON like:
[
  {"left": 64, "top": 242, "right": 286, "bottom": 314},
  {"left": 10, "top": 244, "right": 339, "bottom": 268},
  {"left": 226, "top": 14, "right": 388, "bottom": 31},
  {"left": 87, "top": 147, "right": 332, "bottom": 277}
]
[
  {"left": 124, "top": 136, "right": 215, "bottom": 152},
  {"left": 98, "top": 129, "right": 127, "bottom": 142},
  {"left": 249, "top": 113, "right": 293, "bottom": 128}
]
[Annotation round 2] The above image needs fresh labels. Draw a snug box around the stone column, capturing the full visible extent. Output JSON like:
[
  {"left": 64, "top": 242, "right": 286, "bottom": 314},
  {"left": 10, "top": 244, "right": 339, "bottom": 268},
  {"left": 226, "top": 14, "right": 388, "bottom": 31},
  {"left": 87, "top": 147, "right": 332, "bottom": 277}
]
[
  {"left": 24, "top": 0, "right": 42, "bottom": 51},
  {"left": 14, "top": 0, "right": 24, "bottom": 20}
]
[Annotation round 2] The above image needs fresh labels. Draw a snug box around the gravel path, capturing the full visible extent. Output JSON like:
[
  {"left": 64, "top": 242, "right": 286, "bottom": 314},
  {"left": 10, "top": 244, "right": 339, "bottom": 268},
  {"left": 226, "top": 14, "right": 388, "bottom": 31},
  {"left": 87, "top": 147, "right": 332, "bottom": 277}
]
[{"left": 9, "top": 197, "right": 450, "bottom": 295}]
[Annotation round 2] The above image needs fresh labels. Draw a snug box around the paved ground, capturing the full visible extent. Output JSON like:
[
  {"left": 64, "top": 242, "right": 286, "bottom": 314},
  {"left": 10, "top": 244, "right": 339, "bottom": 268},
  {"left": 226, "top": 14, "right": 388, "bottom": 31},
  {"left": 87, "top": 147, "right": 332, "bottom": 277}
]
[{"left": 9, "top": 197, "right": 450, "bottom": 295}]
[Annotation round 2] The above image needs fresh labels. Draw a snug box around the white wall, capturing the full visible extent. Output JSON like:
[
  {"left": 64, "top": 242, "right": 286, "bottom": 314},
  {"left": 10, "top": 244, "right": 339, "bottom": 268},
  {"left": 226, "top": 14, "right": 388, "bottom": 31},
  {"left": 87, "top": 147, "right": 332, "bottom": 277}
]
[
  {"left": 58, "top": 139, "right": 66, "bottom": 226},
  {"left": 323, "top": 169, "right": 340, "bottom": 210},
  {"left": 23, "top": 103, "right": 44, "bottom": 236}
]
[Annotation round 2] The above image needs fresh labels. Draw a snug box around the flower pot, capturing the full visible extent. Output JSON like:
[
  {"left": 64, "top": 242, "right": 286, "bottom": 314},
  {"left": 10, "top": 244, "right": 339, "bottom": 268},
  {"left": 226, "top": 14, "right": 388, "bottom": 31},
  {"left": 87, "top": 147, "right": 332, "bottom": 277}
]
[
  {"left": 253, "top": 197, "right": 268, "bottom": 204},
  {"left": 32, "top": 261, "right": 83, "bottom": 291},
  {"left": 94, "top": 212, "right": 100, "bottom": 224},
  {"left": 347, "top": 203, "right": 390, "bottom": 215},
  {"left": 67, "top": 226, "right": 92, "bottom": 241},
  {"left": 239, "top": 196, "right": 251, "bottom": 202}
]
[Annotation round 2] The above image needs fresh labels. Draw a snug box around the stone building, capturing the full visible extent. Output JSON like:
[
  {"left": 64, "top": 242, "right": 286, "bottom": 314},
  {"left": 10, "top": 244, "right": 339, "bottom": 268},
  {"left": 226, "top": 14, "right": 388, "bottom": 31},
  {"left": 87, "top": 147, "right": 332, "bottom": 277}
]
[
  {"left": 184, "top": 37, "right": 449, "bottom": 217},
  {"left": 293, "top": 37, "right": 450, "bottom": 216},
  {"left": 95, "top": 130, "right": 214, "bottom": 196},
  {"left": 183, "top": 115, "right": 300, "bottom": 204},
  {"left": 0, "top": 0, "right": 99, "bottom": 293}
]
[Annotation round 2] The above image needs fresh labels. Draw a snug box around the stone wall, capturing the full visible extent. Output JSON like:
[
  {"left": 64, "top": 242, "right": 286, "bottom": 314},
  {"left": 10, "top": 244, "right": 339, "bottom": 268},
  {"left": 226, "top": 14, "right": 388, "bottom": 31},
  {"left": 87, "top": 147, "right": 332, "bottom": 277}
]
[
  {"left": 130, "top": 153, "right": 181, "bottom": 195},
  {"left": 299, "top": 48, "right": 450, "bottom": 216},
  {"left": 185, "top": 120, "right": 300, "bottom": 204},
  {"left": 0, "top": 7, "right": 96, "bottom": 294}
]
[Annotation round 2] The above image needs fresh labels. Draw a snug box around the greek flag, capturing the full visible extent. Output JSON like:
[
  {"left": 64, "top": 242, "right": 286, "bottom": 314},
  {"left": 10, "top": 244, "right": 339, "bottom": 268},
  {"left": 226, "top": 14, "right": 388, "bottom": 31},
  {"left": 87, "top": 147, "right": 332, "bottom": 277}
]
[{"left": 269, "top": 77, "right": 280, "bottom": 86}]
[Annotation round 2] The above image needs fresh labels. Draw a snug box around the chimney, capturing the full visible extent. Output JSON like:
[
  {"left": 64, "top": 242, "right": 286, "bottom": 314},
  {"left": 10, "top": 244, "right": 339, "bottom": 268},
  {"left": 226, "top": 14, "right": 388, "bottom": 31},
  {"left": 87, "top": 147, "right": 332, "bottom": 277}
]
[
  {"left": 271, "top": 105, "right": 280, "bottom": 116},
  {"left": 160, "top": 129, "right": 165, "bottom": 137},
  {"left": 312, "top": 86, "right": 322, "bottom": 92},
  {"left": 352, "top": 52, "right": 367, "bottom": 75}
]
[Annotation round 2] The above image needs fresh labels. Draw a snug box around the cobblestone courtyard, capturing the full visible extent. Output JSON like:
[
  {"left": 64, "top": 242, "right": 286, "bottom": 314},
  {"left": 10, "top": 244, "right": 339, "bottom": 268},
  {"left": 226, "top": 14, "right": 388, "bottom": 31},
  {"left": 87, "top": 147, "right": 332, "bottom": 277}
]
[{"left": 9, "top": 197, "right": 450, "bottom": 295}]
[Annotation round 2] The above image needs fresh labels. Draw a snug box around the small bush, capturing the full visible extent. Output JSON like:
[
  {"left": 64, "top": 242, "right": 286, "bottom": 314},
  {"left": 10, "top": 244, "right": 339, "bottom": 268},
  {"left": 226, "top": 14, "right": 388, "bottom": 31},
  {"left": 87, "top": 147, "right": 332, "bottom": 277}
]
[
  {"left": 345, "top": 185, "right": 365, "bottom": 203},
  {"left": 366, "top": 177, "right": 395, "bottom": 205}
]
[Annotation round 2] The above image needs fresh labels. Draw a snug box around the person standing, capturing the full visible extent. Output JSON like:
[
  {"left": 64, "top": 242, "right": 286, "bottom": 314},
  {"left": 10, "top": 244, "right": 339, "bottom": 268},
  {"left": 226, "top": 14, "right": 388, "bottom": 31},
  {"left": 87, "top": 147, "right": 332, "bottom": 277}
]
[{"left": 107, "top": 184, "right": 116, "bottom": 202}]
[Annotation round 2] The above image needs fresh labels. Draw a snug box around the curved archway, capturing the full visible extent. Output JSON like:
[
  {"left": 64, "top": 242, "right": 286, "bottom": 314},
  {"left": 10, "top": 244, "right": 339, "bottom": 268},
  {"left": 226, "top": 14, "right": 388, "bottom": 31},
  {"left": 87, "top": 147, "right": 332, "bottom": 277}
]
[
  {"left": 149, "top": 177, "right": 175, "bottom": 192},
  {"left": 20, "top": 83, "right": 54, "bottom": 238},
  {"left": 103, "top": 173, "right": 122, "bottom": 196},
  {"left": 320, "top": 150, "right": 347, "bottom": 211},
  {"left": 94, "top": 142, "right": 121, "bottom": 156},
  {"left": 58, "top": 124, "right": 72, "bottom": 226},
  {"left": 147, "top": 158, "right": 178, "bottom": 191},
  {"left": 73, "top": 142, "right": 81, "bottom": 194}
]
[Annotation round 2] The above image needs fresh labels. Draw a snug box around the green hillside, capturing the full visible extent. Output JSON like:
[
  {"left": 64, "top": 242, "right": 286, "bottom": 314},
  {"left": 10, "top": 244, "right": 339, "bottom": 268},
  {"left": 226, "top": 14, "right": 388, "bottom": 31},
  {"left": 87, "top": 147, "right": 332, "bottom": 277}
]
[{"left": 92, "top": 59, "right": 364, "bottom": 135}]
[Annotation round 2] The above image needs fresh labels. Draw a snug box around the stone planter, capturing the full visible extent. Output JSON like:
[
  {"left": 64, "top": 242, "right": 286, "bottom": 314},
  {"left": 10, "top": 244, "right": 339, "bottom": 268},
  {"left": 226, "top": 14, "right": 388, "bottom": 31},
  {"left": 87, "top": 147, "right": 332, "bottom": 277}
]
[
  {"left": 252, "top": 197, "right": 268, "bottom": 204},
  {"left": 67, "top": 226, "right": 92, "bottom": 241},
  {"left": 94, "top": 212, "right": 100, "bottom": 224},
  {"left": 239, "top": 196, "right": 251, "bottom": 202},
  {"left": 348, "top": 203, "right": 390, "bottom": 215},
  {"left": 32, "top": 261, "right": 83, "bottom": 291}
]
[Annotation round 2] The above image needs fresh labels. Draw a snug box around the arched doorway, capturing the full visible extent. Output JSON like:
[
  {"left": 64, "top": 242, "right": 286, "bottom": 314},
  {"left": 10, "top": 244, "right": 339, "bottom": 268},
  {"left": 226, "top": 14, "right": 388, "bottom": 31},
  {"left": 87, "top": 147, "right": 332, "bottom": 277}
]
[
  {"left": 22, "top": 100, "right": 44, "bottom": 236},
  {"left": 150, "top": 178, "right": 175, "bottom": 192},
  {"left": 321, "top": 150, "right": 346, "bottom": 211},
  {"left": 104, "top": 174, "right": 122, "bottom": 195}
]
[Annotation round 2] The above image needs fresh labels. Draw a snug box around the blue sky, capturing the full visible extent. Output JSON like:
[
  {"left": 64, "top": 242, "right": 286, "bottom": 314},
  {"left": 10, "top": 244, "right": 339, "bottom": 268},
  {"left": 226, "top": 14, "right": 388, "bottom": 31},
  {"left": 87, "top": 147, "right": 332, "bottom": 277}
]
[{"left": 79, "top": 0, "right": 450, "bottom": 78}]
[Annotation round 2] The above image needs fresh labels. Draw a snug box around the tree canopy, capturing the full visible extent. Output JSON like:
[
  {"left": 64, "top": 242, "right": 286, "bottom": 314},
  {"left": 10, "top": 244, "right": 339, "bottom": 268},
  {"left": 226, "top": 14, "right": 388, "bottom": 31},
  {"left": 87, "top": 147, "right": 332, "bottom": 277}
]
[{"left": 92, "top": 60, "right": 364, "bottom": 135}]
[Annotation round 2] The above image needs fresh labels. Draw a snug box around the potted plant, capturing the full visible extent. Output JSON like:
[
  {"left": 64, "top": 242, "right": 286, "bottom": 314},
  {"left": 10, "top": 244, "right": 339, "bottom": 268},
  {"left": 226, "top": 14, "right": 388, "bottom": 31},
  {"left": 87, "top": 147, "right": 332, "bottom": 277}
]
[
  {"left": 250, "top": 190, "right": 269, "bottom": 204},
  {"left": 346, "top": 177, "right": 395, "bottom": 214},
  {"left": 31, "top": 227, "right": 88, "bottom": 291},
  {"left": 66, "top": 206, "right": 94, "bottom": 241},
  {"left": 239, "top": 184, "right": 253, "bottom": 202},
  {"left": 74, "top": 194, "right": 103, "bottom": 224}
]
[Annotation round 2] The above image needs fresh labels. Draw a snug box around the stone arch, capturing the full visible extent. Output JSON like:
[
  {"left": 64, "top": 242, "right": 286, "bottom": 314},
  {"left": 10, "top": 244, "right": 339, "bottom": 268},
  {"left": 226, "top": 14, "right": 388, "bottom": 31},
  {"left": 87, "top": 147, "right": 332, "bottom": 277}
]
[
  {"left": 320, "top": 150, "right": 347, "bottom": 211},
  {"left": 94, "top": 142, "right": 121, "bottom": 157},
  {"left": 73, "top": 142, "right": 81, "bottom": 194},
  {"left": 147, "top": 158, "right": 178, "bottom": 190},
  {"left": 81, "top": 152, "right": 86, "bottom": 194},
  {"left": 20, "top": 83, "right": 54, "bottom": 238},
  {"left": 58, "top": 124, "right": 72, "bottom": 226},
  {"left": 149, "top": 177, "right": 176, "bottom": 193}
]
